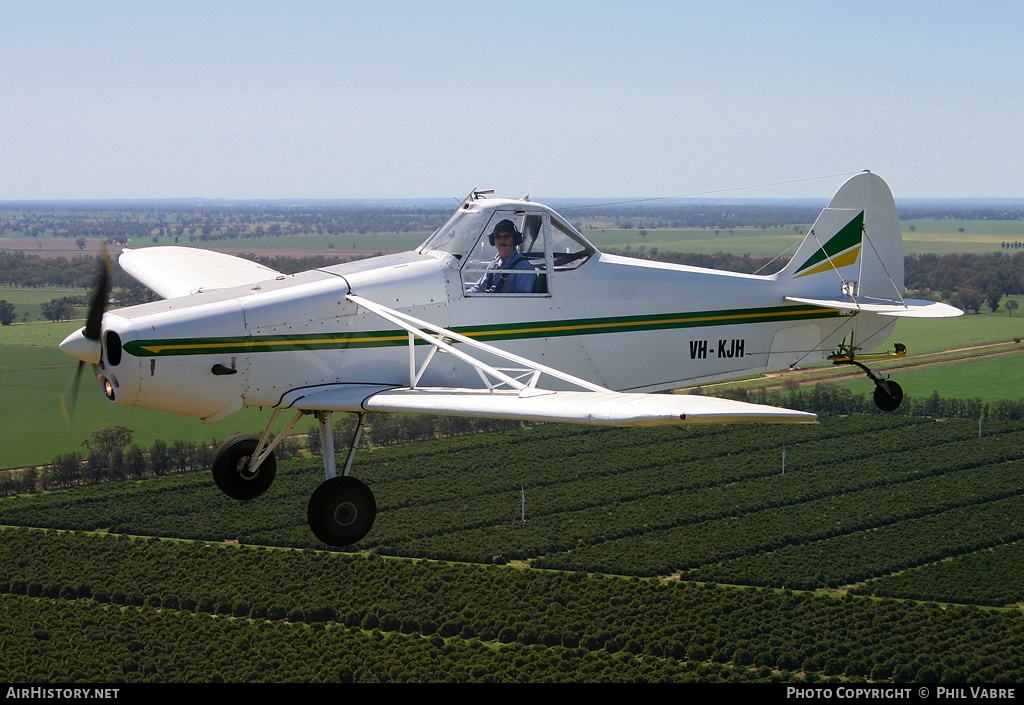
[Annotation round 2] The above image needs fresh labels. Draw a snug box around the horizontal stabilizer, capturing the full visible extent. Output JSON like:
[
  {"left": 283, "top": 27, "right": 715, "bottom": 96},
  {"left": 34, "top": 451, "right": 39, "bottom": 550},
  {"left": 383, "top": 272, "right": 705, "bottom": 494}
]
[
  {"left": 785, "top": 296, "right": 963, "bottom": 318},
  {"left": 120, "top": 246, "right": 283, "bottom": 299},
  {"left": 279, "top": 384, "right": 817, "bottom": 426}
]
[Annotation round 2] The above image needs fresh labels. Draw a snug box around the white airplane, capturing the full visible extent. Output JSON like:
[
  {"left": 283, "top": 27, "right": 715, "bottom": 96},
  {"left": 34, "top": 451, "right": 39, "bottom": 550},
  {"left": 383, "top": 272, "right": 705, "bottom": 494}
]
[{"left": 59, "top": 171, "right": 961, "bottom": 546}]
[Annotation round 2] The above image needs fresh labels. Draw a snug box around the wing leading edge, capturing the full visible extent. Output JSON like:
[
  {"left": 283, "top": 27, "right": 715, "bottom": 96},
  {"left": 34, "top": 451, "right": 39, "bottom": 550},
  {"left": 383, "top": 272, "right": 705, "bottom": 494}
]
[
  {"left": 120, "top": 246, "right": 283, "bottom": 299},
  {"left": 279, "top": 384, "right": 817, "bottom": 426}
]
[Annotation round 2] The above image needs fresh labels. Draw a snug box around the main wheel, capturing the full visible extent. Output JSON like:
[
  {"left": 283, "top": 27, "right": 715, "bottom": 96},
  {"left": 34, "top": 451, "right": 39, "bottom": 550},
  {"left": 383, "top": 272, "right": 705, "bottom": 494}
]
[
  {"left": 212, "top": 434, "right": 276, "bottom": 500},
  {"left": 308, "top": 476, "right": 377, "bottom": 546},
  {"left": 873, "top": 380, "right": 903, "bottom": 412}
]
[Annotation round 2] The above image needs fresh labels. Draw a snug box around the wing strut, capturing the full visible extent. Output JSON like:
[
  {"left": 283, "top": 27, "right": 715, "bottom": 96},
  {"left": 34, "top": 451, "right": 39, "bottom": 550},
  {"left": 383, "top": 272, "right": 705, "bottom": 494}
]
[{"left": 346, "top": 293, "right": 609, "bottom": 394}]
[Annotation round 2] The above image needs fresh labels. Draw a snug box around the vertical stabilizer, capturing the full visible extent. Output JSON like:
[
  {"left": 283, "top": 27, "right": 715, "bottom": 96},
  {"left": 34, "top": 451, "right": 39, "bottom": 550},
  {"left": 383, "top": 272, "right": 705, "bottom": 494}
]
[{"left": 781, "top": 172, "right": 904, "bottom": 301}]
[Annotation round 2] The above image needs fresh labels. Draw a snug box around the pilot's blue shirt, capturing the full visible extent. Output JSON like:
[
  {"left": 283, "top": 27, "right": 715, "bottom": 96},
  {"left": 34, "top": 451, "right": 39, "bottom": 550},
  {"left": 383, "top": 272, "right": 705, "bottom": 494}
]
[{"left": 469, "top": 251, "right": 536, "bottom": 293}]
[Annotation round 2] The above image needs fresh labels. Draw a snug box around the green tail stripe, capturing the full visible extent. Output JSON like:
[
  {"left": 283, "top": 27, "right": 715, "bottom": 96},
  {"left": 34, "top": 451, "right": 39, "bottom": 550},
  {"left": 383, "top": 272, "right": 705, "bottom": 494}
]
[{"left": 795, "top": 211, "right": 863, "bottom": 274}]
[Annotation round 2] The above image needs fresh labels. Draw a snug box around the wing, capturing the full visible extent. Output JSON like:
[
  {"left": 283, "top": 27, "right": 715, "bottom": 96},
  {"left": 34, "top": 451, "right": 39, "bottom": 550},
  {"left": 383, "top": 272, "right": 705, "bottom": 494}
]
[
  {"left": 119, "top": 246, "right": 283, "bottom": 299},
  {"left": 279, "top": 384, "right": 816, "bottom": 426},
  {"left": 785, "top": 295, "right": 963, "bottom": 318}
]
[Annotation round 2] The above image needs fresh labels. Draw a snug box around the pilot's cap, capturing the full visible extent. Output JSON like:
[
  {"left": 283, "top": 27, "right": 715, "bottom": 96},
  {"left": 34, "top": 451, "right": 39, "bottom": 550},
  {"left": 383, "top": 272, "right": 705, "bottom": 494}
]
[{"left": 489, "top": 219, "right": 517, "bottom": 237}]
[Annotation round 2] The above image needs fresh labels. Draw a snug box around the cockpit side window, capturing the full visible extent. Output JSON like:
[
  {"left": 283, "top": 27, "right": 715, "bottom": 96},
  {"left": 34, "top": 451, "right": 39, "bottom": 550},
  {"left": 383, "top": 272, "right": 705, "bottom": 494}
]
[
  {"left": 549, "top": 217, "right": 593, "bottom": 270},
  {"left": 462, "top": 212, "right": 548, "bottom": 296}
]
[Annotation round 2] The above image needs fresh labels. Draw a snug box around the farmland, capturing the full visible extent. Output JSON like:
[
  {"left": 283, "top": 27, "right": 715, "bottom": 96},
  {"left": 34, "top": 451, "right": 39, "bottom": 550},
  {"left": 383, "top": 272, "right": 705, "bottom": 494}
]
[
  {"left": 3, "top": 415, "right": 1024, "bottom": 682},
  {"left": 584, "top": 220, "right": 1024, "bottom": 257}
]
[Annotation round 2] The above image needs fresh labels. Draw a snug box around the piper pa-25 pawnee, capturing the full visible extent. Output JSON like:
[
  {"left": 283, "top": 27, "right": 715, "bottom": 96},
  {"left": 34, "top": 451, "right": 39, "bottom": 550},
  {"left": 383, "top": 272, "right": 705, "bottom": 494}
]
[{"left": 60, "top": 171, "right": 961, "bottom": 546}]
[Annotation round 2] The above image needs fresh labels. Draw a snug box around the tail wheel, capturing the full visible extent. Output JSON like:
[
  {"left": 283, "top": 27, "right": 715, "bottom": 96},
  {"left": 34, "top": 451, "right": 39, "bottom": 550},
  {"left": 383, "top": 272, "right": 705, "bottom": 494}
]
[
  {"left": 212, "top": 434, "right": 277, "bottom": 500},
  {"left": 873, "top": 380, "right": 903, "bottom": 412},
  {"left": 308, "top": 476, "right": 377, "bottom": 546}
]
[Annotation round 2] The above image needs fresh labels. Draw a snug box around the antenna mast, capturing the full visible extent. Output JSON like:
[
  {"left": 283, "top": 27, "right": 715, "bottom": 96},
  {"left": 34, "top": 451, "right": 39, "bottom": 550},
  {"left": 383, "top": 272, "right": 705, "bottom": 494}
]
[{"left": 523, "top": 142, "right": 565, "bottom": 201}]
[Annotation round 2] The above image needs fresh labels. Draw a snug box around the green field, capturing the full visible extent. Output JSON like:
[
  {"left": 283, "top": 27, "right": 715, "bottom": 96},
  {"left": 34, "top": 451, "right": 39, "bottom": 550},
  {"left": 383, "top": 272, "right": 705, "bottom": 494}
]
[
  {"left": 0, "top": 287, "right": 91, "bottom": 304},
  {"left": 0, "top": 320, "right": 285, "bottom": 469},
  {"left": 698, "top": 298, "right": 1024, "bottom": 404},
  {"left": 0, "top": 287, "right": 91, "bottom": 323},
  {"left": 831, "top": 350, "right": 1024, "bottom": 403},
  {"left": 579, "top": 219, "right": 1024, "bottom": 257},
  {"left": 583, "top": 227, "right": 806, "bottom": 258},
  {"left": 8, "top": 214, "right": 1022, "bottom": 259},
  {"left": 833, "top": 297, "right": 1024, "bottom": 403},
  {"left": 871, "top": 297, "right": 1024, "bottom": 355}
]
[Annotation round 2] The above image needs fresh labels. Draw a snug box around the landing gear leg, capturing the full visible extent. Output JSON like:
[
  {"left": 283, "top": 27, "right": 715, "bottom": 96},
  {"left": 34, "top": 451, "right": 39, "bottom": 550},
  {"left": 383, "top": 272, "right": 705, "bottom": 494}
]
[
  {"left": 830, "top": 340, "right": 905, "bottom": 412},
  {"left": 212, "top": 408, "right": 305, "bottom": 499},
  {"left": 308, "top": 412, "right": 376, "bottom": 546}
]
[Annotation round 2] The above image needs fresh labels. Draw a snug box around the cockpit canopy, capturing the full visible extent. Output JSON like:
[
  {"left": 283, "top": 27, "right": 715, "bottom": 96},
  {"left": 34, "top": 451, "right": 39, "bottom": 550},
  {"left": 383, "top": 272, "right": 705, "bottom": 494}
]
[{"left": 419, "top": 199, "right": 596, "bottom": 296}]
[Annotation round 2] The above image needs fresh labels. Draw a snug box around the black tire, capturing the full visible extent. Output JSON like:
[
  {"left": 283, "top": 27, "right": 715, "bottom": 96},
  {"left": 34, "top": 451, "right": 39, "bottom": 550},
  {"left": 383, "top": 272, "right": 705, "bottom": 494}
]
[
  {"left": 211, "top": 434, "right": 276, "bottom": 500},
  {"left": 873, "top": 380, "right": 903, "bottom": 412},
  {"left": 307, "top": 476, "right": 377, "bottom": 546}
]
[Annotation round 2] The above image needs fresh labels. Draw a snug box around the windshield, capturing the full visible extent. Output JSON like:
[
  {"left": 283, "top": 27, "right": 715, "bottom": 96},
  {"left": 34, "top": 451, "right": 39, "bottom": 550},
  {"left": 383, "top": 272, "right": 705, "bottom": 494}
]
[{"left": 418, "top": 210, "right": 493, "bottom": 260}]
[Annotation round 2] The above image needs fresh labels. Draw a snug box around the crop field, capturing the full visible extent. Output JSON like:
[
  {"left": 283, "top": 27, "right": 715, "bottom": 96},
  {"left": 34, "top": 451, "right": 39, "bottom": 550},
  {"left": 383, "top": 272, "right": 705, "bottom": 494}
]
[
  {"left": 4, "top": 416, "right": 1023, "bottom": 595},
  {"left": 0, "top": 287, "right": 91, "bottom": 305},
  {"left": 3, "top": 415, "right": 1024, "bottom": 682}
]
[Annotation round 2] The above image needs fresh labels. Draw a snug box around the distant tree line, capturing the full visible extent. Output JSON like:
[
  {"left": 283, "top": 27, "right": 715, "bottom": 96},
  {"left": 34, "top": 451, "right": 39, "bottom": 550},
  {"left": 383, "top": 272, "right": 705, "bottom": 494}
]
[
  {"left": 603, "top": 248, "right": 787, "bottom": 275},
  {"left": 710, "top": 383, "right": 1024, "bottom": 421},
  {"left": 0, "top": 203, "right": 453, "bottom": 242},
  {"left": 0, "top": 413, "right": 532, "bottom": 496},
  {"left": 903, "top": 251, "right": 1024, "bottom": 313},
  {"left": 897, "top": 205, "right": 1024, "bottom": 221},
  {"left": 6, "top": 386, "right": 1024, "bottom": 497},
  {"left": 565, "top": 203, "right": 825, "bottom": 231},
  {"left": 5, "top": 201, "right": 1022, "bottom": 245}
]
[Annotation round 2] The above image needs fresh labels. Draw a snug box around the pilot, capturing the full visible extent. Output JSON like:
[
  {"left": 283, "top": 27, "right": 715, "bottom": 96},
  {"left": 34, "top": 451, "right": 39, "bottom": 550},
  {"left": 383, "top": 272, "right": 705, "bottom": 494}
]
[{"left": 468, "top": 219, "right": 537, "bottom": 294}]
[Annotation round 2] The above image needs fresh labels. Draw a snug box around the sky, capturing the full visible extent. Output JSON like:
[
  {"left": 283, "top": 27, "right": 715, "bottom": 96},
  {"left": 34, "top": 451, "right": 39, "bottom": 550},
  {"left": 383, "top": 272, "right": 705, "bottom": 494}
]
[{"left": 2, "top": 1, "right": 1023, "bottom": 201}]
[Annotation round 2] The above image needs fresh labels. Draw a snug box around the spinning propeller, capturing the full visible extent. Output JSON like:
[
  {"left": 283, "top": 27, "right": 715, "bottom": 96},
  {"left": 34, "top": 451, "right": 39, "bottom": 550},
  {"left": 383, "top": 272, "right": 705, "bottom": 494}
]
[{"left": 60, "top": 252, "right": 112, "bottom": 421}]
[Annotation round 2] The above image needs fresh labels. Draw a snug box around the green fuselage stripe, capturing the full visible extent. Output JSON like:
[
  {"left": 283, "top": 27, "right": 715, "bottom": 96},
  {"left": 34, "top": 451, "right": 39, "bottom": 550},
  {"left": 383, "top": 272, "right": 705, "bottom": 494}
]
[{"left": 121, "top": 305, "right": 841, "bottom": 358}]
